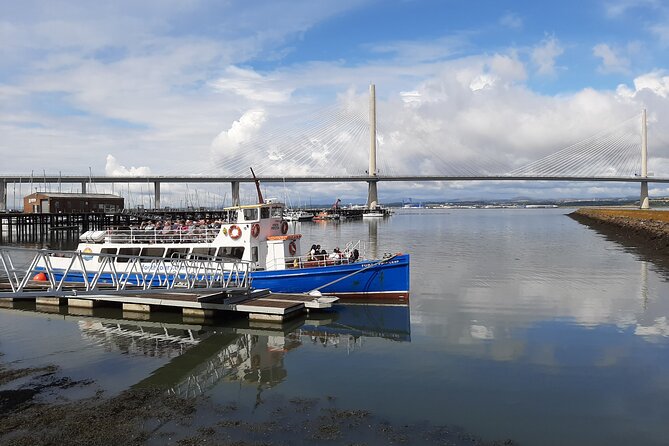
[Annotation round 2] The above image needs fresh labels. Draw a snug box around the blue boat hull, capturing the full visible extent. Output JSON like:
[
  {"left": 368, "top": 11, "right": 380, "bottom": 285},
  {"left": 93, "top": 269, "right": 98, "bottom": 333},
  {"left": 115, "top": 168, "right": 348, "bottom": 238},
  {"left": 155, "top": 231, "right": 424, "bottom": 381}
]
[
  {"left": 41, "top": 254, "right": 410, "bottom": 301},
  {"left": 251, "top": 254, "right": 410, "bottom": 300}
]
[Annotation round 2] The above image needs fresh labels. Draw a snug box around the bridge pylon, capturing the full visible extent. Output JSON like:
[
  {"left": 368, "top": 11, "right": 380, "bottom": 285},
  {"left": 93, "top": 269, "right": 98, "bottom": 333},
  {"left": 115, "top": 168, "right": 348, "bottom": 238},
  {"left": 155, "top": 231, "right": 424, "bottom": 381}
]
[
  {"left": 367, "top": 83, "right": 379, "bottom": 210},
  {"left": 640, "top": 109, "right": 650, "bottom": 209}
]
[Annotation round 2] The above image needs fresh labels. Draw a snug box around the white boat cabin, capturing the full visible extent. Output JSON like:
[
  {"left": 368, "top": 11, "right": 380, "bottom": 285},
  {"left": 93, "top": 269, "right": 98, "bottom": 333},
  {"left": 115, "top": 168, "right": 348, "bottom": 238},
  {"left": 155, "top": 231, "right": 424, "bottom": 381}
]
[{"left": 76, "top": 202, "right": 302, "bottom": 271}]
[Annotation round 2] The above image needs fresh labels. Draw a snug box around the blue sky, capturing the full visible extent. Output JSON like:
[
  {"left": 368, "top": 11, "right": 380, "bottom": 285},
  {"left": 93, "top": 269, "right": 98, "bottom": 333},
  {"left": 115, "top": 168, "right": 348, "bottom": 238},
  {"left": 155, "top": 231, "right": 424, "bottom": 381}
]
[{"left": 2, "top": 0, "right": 669, "bottom": 206}]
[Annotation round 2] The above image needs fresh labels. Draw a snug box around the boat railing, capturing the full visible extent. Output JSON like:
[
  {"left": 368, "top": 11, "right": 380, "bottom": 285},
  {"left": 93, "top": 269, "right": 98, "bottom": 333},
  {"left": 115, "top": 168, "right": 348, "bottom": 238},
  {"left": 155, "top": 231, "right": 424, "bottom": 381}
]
[
  {"left": 105, "top": 227, "right": 220, "bottom": 244},
  {"left": 343, "top": 240, "right": 367, "bottom": 258},
  {"left": 0, "top": 247, "right": 251, "bottom": 298}
]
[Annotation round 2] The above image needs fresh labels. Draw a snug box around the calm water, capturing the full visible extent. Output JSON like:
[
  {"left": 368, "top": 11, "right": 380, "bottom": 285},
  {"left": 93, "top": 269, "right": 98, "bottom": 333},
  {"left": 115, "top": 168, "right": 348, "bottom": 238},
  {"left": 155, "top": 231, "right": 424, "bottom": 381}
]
[{"left": 2, "top": 208, "right": 669, "bottom": 445}]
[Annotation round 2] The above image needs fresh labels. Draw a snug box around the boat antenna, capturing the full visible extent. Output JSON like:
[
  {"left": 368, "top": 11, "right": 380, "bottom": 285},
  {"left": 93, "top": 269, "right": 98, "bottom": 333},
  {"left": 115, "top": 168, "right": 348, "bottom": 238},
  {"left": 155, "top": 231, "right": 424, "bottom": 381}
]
[{"left": 250, "top": 167, "right": 264, "bottom": 204}]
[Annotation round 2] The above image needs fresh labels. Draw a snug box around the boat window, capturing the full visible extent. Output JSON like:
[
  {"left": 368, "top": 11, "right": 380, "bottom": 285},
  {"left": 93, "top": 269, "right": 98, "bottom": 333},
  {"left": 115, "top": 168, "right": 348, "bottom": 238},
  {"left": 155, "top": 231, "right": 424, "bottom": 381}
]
[
  {"left": 117, "top": 247, "right": 141, "bottom": 263},
  {"left": 251, "top": 246, "right": 258, "bottom": 262},
  {"left": 261, "top": 207, "right": 270, "bottom": 219},
  {"left": 227, "top": 210, "right": 238, "bottom": 223},
  {"left": 165, "top": 248, "right": 189, "bottom": 261},
  {"left": 216, "top": 247, "right": 245, "bottom": 260},
  {"left": 190, "top": 247, "right": 216, "bottom": 259},
  {"left": 140, "top": 247, "right": 165, "bottom": 258},
  {"left": 99, "top": 247, "right": 118, "bottom": 263},
  {"left": 243, "top": 208, "right": 258, "bottom": 222},
  {"left": 271, "top": 207, "right": 283, "bottom": 218}
]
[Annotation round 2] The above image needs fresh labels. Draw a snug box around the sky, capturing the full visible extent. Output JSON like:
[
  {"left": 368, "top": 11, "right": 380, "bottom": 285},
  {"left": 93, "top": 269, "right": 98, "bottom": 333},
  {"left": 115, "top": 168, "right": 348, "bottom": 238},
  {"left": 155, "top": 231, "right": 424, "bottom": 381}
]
[{"left": 2, "top": 0, "right": 669, "bottom": 207}]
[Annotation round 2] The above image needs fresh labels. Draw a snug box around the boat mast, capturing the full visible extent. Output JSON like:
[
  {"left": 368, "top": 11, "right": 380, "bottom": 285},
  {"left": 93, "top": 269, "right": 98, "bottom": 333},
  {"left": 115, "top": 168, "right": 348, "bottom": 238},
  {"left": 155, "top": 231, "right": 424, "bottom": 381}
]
[{"left": 250, "top": 167, "right": 264, "bottom": 204}]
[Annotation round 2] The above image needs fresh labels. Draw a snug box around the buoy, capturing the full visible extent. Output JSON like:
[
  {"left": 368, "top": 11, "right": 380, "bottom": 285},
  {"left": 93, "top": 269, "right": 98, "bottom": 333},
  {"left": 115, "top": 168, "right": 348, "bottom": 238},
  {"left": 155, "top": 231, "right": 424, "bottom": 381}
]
[{"left": 33, "top": 272, "right": 48, "bottom": 281}]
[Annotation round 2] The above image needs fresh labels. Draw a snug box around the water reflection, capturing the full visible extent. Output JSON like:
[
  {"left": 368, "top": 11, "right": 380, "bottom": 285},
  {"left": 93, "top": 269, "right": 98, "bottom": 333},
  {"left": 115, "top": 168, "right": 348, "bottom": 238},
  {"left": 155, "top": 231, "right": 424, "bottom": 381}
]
[{"left": 0, "top": 302, "right": 410, "bottom": 402}]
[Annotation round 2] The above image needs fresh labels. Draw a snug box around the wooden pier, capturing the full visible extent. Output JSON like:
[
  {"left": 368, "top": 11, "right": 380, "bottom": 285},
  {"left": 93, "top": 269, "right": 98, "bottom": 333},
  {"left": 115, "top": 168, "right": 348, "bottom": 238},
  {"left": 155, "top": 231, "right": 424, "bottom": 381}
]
[{"left": 0, "top": 209, "right": 232, "bottom": 243}]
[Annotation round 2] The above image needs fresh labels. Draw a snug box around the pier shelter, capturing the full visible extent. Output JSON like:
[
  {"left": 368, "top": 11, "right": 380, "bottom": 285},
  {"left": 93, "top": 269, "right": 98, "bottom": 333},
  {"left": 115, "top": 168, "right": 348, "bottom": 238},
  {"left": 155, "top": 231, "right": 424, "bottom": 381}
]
[{"left": 23, "top": 192, "right": 124, "bottom": 214}]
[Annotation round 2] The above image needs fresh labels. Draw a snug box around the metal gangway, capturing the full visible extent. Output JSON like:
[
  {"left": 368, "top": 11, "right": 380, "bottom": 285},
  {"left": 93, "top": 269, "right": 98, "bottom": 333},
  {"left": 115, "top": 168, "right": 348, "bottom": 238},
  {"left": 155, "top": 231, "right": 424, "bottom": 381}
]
[{"left": 0, "top": 247, "right": 251, "bottom": 299}]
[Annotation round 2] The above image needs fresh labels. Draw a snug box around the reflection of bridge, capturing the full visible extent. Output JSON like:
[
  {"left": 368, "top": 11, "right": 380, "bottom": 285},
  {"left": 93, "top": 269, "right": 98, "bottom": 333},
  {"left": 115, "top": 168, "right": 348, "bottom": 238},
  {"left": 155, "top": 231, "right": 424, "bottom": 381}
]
[{"left": 0, "top": 86, "right": 658, "bottom": 209}]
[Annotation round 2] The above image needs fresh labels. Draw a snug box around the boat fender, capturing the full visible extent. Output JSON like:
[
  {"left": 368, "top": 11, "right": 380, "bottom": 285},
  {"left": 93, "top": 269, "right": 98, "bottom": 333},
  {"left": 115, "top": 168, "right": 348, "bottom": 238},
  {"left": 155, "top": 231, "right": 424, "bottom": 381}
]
[
  {"left": 281, "top": 221, "right": 288, "bottom": 234},
  {"left": 33, "top": 272, "right": 48, "bottom": 281},
  {"left": 229, "top": 225, "right": 242, "bottom": 240},
  {"left": 251, "top": 223, "right": 260, "bottom": 238},
  {"left": 288, "top": 240, "right": 297, "bottom": 256}
]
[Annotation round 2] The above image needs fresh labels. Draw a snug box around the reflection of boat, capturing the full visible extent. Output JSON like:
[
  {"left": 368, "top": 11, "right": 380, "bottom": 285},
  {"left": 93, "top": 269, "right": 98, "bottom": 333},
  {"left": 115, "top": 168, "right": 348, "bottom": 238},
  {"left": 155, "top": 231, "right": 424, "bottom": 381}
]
[
  {"left": 0, "top": 301, "right": 410, "bottom": 403},
  {"left": 313, "top": 211, "right": 340, "bottom": 221},
  {"left": 283, "top": 210, "right": 313, "bottom": 222},
  {"left": 303, "top": 304, "right": 411, "bottom": 342},
  {"left": 37, "top": 200, "right": 410, "bottom": 300}
]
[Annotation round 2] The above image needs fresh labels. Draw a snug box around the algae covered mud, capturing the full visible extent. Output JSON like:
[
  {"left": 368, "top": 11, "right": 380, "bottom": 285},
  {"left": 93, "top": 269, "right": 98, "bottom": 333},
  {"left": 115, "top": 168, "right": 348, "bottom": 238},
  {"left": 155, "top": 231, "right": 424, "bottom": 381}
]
[
  {"left": 570, "top": 207, "right": 669, "bottom": 250},
  {"left": 3, "top": 209, "right": 669, "bottom": 445}
]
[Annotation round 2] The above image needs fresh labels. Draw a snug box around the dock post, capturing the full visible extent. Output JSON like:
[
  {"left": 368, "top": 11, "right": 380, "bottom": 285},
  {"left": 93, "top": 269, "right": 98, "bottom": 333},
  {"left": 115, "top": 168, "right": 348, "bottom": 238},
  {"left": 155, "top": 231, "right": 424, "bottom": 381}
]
[
  {"left": 367, "top": 83, "right": 379, "bottom": 210},
  {"left": 640, "top": 109, "right": 650, "bottom": 209},
  {"left": 0, "top": 180, "right": 6, "bottom": 211},
  {"left": 154, "top": 181, "right": 161, "bottom": 209},
  {"left": 231, "top": 181, "right": 240, "bottom": 206}
]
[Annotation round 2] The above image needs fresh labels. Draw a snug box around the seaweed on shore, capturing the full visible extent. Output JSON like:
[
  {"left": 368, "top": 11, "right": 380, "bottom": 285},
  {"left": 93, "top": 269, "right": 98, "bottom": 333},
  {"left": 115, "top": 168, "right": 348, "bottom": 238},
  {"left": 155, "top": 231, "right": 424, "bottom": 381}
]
[{"left": 0, "top": 355, "right": 516, "bottom": 446}]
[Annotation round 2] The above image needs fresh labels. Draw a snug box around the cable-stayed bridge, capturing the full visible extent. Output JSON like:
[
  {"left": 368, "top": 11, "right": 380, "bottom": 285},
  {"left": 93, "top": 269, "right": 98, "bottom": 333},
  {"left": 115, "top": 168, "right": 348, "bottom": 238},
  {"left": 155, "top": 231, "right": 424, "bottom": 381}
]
[{"left": 0, "top": 86, "right": 663, "bottom": 210}]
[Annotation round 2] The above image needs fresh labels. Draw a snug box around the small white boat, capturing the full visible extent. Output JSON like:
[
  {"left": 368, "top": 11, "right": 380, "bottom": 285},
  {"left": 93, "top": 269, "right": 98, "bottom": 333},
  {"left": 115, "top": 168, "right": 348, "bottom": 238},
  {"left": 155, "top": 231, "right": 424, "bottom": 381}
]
[
  {"left": 362, "top": 211, "right": 384, "bottom": 218},
  {"left": 283, "top": 210, "right": 313, "bottom": 222}
]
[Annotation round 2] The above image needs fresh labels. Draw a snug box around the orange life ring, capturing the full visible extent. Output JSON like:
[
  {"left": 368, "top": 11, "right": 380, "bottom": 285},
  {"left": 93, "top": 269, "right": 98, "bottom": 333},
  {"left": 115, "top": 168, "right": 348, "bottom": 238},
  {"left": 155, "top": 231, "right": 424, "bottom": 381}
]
[
  {"left": 281, "top": 221, "right": 289, "bottom": 234},
  {"left": 251, "top": 223, "right": 260, "bottom": 238},
  {"left": 288, "top": 240, "right": 297, "bottom": 256},
  {"left": 229, "top": 224, "right": 242, "bottom": 240}
]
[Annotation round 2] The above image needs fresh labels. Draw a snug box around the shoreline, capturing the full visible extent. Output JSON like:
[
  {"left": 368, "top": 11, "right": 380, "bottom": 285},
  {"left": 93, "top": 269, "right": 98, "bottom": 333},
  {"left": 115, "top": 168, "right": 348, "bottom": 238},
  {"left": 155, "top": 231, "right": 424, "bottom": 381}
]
[{"left": 569, "top": 208, "right": 669, "bottom": 251}]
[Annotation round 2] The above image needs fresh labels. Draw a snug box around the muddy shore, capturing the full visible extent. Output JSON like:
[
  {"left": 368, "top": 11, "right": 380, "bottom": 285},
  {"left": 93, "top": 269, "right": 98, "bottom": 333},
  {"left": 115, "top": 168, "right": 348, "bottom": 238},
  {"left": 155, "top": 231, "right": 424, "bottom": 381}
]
[
  {"left": 0, "top": 357, "right": 515, "bottom": 446},
  {"left": 569, "top": 208, "right": 669, "bottom": 251}
]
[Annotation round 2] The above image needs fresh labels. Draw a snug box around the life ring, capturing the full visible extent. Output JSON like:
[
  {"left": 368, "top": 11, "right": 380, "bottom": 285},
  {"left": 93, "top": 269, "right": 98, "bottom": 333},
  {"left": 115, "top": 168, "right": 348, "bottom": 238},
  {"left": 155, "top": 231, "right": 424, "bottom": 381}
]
[
  {"left": 251, "top": 223, "right": 260, "bottom": 238},
  {"left": 288, "top": 240, "right": 297, "bottom": 256},
  {"left": 281, "top": 221, "right": 289, "bottom": 234},
  {"left": 229, "top": 224, "right": 242, "bottom": 240}
]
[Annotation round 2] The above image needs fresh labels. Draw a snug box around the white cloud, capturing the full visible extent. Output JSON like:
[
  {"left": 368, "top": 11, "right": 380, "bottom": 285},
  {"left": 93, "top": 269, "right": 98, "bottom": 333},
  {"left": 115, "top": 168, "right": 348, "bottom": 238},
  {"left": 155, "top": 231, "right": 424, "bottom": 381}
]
[
  {"left": 105, "top": 154, "right": 152, "bottom": 176},
  {"left": 604, "top": 0, "right": 662, "bottom": 17},
  {"left": 210, "top": 66, "right": 294, "bottom": 103},
  {"left": 650, "top": 24, "right": 669, "bottom": 47},
  {"left": 616, "top": 70, "right": 669, "bottom": 98},
  {"left": 499, "top": 12, "right": 523, "bottom": 30},
  {"left": 211, "top": 109, "right": 267, "bottom": 155},
  {"left": 593, "top": 43, "right": 630, "bottom": 74},
  {"left": 532, "top": 36, "right": 564, "bottom": 76}
]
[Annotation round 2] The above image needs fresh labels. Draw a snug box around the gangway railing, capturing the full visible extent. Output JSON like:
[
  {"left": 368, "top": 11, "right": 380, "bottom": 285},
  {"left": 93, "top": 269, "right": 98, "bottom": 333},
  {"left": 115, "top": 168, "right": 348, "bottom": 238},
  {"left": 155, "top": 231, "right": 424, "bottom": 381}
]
[{"left": 0, "top": 247, "right": 251, "bottom": 299}]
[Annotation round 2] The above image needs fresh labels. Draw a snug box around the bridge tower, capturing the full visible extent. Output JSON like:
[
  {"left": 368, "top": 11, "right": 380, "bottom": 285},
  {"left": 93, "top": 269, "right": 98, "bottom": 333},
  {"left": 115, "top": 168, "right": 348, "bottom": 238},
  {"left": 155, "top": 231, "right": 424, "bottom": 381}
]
[
  {"left": 640, "top": 109, "right": 650, "bottom": 209},
  {"left": 366, "top": 83, "right": 379, "bottom": 210}
]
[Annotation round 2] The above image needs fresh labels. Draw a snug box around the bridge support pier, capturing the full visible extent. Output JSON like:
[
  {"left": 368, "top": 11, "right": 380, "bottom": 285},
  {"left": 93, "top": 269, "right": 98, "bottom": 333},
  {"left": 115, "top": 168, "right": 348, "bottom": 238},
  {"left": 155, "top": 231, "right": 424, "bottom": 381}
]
[
  {"left": 231, "top": 181, "right": 240, "bottom": 206},
  {"left": 640, "top": 181, "right": 650, "bottom": 209},
  {"left": 81, "top": 182, "right": 87, "bottom": 194},
  {"left": 367, "top": 181, "right": 378, "bottom": 210},
  {"left": 0, "top": 180, "right": 6, "bottom": 211},
  {"left": 154, "top": 181, "right": 161, "bottom": 209}
]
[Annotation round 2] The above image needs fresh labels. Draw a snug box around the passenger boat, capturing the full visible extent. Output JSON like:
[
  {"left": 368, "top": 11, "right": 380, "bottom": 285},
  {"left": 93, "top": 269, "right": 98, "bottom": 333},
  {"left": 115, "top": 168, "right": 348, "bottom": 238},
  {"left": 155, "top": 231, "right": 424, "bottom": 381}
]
[{"left": 37, "top": 200, "right": 410, "bottom": 301}]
